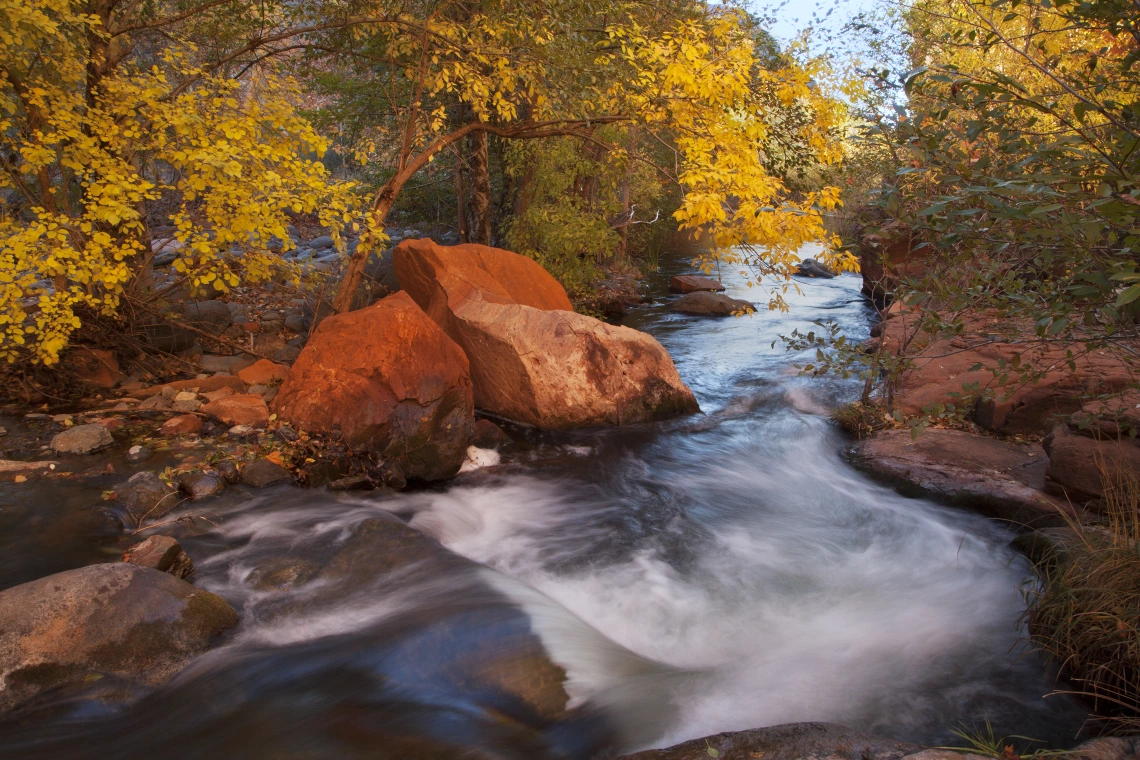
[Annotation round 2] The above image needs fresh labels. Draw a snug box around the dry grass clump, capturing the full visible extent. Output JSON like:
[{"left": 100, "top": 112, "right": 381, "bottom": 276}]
[{"left": 1024, "top": 461, "right": 1140, "bottom": 730}]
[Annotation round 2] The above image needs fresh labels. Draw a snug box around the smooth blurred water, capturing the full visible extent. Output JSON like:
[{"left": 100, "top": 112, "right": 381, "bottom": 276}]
[{"left": 0, "top": 246, "right": 1089, "bottom": 758}]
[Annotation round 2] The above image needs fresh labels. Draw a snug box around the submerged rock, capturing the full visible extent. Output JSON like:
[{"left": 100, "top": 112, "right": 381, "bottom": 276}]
[
  {"left": 271, "top": 291, "right": 474, "bottom": 481},
  {"left": 0, "top": 563, "right": 237, "bottom": 712},
  {"left": 50, "top": 424, "right": 113, "bottom": 455},
  {"left": 796, "top": 258, "right": 838, "bottom": 278},
  {"left": 395, "top": 238, "right": 698, "bottom": 428},
  {"left": 119, "top": 471, "right": 178, "bottom": 524}
]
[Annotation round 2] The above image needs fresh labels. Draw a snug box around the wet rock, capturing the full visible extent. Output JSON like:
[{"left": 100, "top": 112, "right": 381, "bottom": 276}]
[
  {"left": 620, "top": 722, "right": 920, "bottom": 760},
  {"left": 669, "top": 274, "right": 725, "bottom": 293},
  {"left": 122, "top": 535, "right": 195, "bottom": 579},
  {"left": 395, "top": 238, "right": 699, "bottom": 429},
  {"left": 795, "top": 258, "right": 838, "bottom": 278},
  {"left": 670, "top": 291, "right": 754, "bottom": 316},
  {"left": 303, "top": 459, "right": 342, "bottom": 487},
  {"left": 237, "top": 359, "right": 289, "bottom": 386},
  {"left": 1043, "top": 423, "right": 1140, "bottom": 506},
  {"left": 50, "top": 423, "right": 114, "bottom": 455},
  {"left": 246, "top": 557, "right": 318, "bottom": 592},
  {"left": 0, "top": 563, "right": 237, "bottom": 712},
  {"left": 97, "top": 417, "right": 125, "bottom": 432},
  {"left": 329, "top": 475, "right": 372, "bottom": 491},
  {"left": 378, "top": 461, "right": 406, "bottom": 490},
  {"left": 215, "top": 460, "right": 239, "bottom": 483},
  {"left": 849, "top": 428, "right": 1073, "bottom": 526},
  {"left": 180, "top": 300, "right": 233, "bottom": 333},
  {"left": 472, "top": 418, "right": 511, "bottom": 449},
  {"left": 227, "top": 424, "right": 258, "bottom": 440},
  {"left": 202, "top": 394, "right": 270, "bottom": 428},
  {"left": 275, "top": 426, "right": 298, "bottom": 443},
  {"left": 272, "top": 291, "right": 474, "bottom": 481},
  {"left": 119, "top": 471, "right": 178, "bottom": 523},
  {"left": 126, "top": 445, "right": 154, "bottom": 463},
  {"left": 138, "top": 395, "right": 172, "bottom": 411},
  {"left": 241, "top": 458, "right": 290, "bottom": 487},
  {"left": 160, "top": 414, "right": 203, "bottom": 436},
  {"left": 179, "top": 471, "right": 225, "bottom": 501},
  {"left": 0, "top": 460, "right": 54, "bottom": 482}
]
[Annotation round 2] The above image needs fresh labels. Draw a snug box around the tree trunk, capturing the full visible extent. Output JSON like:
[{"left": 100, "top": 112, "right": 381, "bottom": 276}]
[
  {"left": 455, "top": 158, "right": 469, "bottom": 244},
  {"left": 467, "top": 129, "right": 491, "bottom": 245}
]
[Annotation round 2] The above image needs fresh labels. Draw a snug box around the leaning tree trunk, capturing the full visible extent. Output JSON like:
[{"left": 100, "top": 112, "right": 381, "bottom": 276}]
[
  {"left": 467, "top": 130, "right": 491, "bottom": 245},
  {"left": 455, "top": 157, "right": 469, "bottom": 244}
]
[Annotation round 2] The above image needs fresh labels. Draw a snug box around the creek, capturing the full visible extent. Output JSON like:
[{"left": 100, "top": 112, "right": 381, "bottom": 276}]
[{"left": 0, "top": 246, "right": 1088, "bottom": 758}]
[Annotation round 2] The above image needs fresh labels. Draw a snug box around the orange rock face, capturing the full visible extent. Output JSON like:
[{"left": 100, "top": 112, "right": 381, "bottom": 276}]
[
  {"left": 237, "top": 359, "right": 290, "bottom": 386},
  {"left": 65, "top": 347, "right": 121, "bottom": 388},
  {"left": 201, "top": 394, "right": 270, "bottom": 428},
  {"left": 395, "top": 239, "right": 698, "bottom": 428},
  {"left": 271, "top": 291, "right": 474, "bottom": 481}
]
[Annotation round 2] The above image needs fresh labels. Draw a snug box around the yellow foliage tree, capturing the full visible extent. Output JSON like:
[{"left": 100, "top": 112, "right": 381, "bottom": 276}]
[{"left": 0, "top": 0, "right": 368, "bottom": 364}]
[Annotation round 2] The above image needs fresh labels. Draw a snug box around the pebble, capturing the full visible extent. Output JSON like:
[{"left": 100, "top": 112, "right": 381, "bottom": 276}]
[{"left": 127, "top": 445, "right": 154, "bottom": 463}]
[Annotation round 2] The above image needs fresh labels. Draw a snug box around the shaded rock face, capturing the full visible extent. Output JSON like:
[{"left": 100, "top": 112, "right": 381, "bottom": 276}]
[
  {"left": 241, "top": 459, "right": 291, "bottom": 488},
  {"left": 669, "top": 275, "right": 724, "bottom": 294},
  {"left": 621, "top": 722, "right": 920, "bottom": 760},
  {"left": 1043, "top": 424, "right": 1140, "bottom": 505},
  {"left": 272, "top": 291, "right": 474, "bottom": 481},
  {"left": 849, "top": 428, "right": 1073, "bottom": 526},
  {"left": 0, "top": 563, "right": 237, "bottom": 712},
  {"left": 64, "top": 347, "right": 121, "bottom": 388},
  {"left": 670, "top": 291, "right": 754, "bottom": 316},
  {"left": 122, "top": 536, "right": 195, "bottom": 580},
  {"left": 796, "top": 258, "right": 837, "bottom": 278},
  {"left": 395, "top": 239, "right": 698, "bottom": 429}
]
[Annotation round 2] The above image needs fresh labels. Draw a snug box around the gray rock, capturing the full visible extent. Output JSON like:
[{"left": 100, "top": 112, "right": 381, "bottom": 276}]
[
  {"left": 241, "top": 458, "right": 290, "bottom": 487},
  {"left": 179, "top": 471, "right": 225, "bottom": 501},
  {"left": 796, "top": 258, "right": 838, "bottom": 278},
  {"left": 273, "top": 346, "right": 302, "bottom": 364},
  {"left": 309, "top": 235, "right": 335, "bottom": 249},
  {"left": 138, "top": 395, "right": 172, "bottom": 411},
  {"left": 180, "top": 300, "right": 232, "bottom": 333},
  {"left": 198, "top": 354, "right": 256, "bottom": 375},
  {"left": 144, "top": 323, "right": 196, "bottom": 354},
  {"left": 120, "top": 471, "right": 178, "bottom": 524},
  {"left": 50, "top": 423, "right": 114, "bottom": 455},
  {"left": 126, "top": 445, "right": 154, "bottom": 463},
  {"left": 330, "top": 475, "right": 372, "bottom": 491},
  {"left": 275, "top": 426, "right": 299, "bottom": 443},
  {"left": 287, "top": 335, "right": 307, "bottom": 347},
  {"left": 161, "top": 385, "right": 179, "bottom": 399},
  {"left": 171, "top": 398, "right": 202, "bottom": 413},
  {"left": 122, "top": 535, "right": 195, "bottom": 579},
  {"left": 670, "top": 291, "right": 755, "bottom": 316},
  {"left": 0, "top": 563, "right": 237, "bottom": 712},
  {"left": 283, "top": 314, "right": 310, "bottom": 333},
  {"left": 262, "top": 388, "right": 278, "bottom": 404}
]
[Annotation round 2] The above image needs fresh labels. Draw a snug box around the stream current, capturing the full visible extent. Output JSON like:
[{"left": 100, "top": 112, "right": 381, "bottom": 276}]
[{"left": 0, "top": 246, "right": 1088, "bottom": 758}]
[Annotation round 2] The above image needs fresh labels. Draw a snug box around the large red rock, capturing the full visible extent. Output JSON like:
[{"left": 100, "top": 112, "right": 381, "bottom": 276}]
[
  {"left": 393, "top": 238, "right": 572, "bottom": 316},
  {"left": 394, "top": 240, "right": 699, "bottom": 428},
  {"left": 271, "top": 291, "right": 474, "bottom": 481}
]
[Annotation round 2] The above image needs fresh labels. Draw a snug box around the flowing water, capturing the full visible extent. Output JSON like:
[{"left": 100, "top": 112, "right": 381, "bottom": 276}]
[{"left": 0, "top": 246, "right": 1089, "bottom": 758}]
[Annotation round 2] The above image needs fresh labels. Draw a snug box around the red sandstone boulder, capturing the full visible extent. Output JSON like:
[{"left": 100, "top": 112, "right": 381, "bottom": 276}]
[
  {"left": 271, "top": 291, "right": 474, "bottom": 481},
  {"left": 393, "top": 238, "right": 572, "bottom": 317},
  {"left": 669, "top": 275, "right": 725, "bottom": 293},
  {"left": 201, "top": 394, "right": 270, "bottom": 428},
  {"left": 160, "top": 414, "right": 203, "bottom": 436},
  {"left": 394, "top": 239, "right": 699, "bottom": 428},
  {"left": 1043, "top": 424, "right": 1140, "bottom": 505}
]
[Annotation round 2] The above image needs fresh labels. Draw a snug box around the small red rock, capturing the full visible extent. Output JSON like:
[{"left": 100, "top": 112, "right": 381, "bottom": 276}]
[
  {"left": 160, "top": 414, "right": 203, "bottom": 436},
  {"left": 240, "top": 322, "right": 260, "bottom": 333},
  {"left": 97, "top": 418, "right": 125, "bottom": 432},
  {"left": 201, "top": 387, "right": 235, "bottom": 402},
  {"left": 237, "top": 359, "right": 290, "bottom": 386},
  {"left": 201, "top": 394, "right": 269, "bottom": 428}
]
